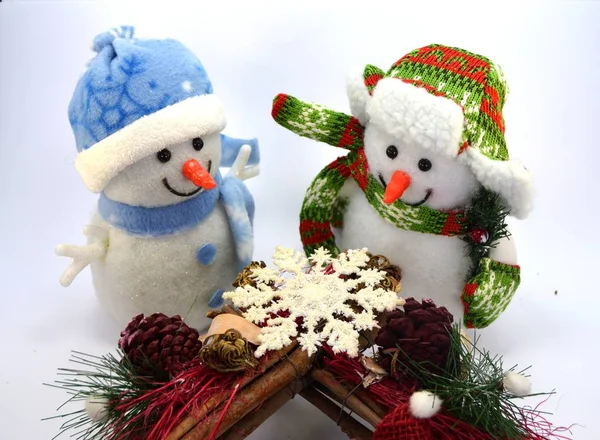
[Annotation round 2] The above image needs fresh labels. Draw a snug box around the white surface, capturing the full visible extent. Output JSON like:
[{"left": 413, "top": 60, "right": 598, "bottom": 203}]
[{"left": 0, "top": 1, "right": 599, "bottom": 438}]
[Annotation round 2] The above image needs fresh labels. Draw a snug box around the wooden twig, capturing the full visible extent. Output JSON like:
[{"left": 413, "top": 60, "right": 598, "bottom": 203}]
[
  {"left": 206, "top": 304, "right": 242, "bottom": 319},
  {"left": 220, "top": 378, "right": 310, "bottom": 440},
  {"left": 310, "top": 368, "right": 382, "bottom": 428},
  {"left": 181, "top": 347, "right": 315, "bottom": 440},
  {"left": 353, "top": 388, "right": 389, "bottom": 419},
  {"left": 166, "top": 341, "right": 299, "bottom": 440},
  {"left": 300, "top": 387, "right": 374, "bottom": 440}
]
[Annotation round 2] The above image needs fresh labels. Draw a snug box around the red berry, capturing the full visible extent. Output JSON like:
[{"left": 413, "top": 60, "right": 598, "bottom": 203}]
[{"left": 470, "top": 228, "right": 489, "bottom": 244}]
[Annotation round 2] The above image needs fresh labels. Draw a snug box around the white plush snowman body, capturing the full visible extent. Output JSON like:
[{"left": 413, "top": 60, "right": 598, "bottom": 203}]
[
  {"left": 88, "top": 206, "right": 239, "bottom": 329},
  {"left": 56, "top": 27, "right": 259, "bottom": 331},
  {"left": 59, "top": 132, "right": 257, "bottom": 331},
  {"left": 85, "top": 134, "right": 247, "bottom": 329},
  {"left": 337, "top": 182, "right": 473, "bottom": 321},
  {"left": 337, "top": 83, "right": 519, "bottom": 322}
]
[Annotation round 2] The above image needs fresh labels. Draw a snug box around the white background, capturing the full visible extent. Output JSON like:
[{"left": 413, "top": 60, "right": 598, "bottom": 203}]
[{"left": 1, "top": 1, "right": 599, "bottom": 438}]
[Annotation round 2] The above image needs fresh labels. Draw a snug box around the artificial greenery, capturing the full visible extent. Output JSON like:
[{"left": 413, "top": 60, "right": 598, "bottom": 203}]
[
  {"left": 44, "top": 350, "right": 159, "bottom": 440},
  {"left": 401, "top": 326, "right": 552, "bottom": 439},
  {"left": 462, "top": 188, "right": 511, "bottom": 278}
]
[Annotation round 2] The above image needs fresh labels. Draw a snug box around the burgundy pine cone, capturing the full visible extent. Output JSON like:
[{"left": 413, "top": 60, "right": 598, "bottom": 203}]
[
  {"left": 118, "top": 313, "right": 202, "bottom": 378},
  {"left": 375, "top": 298, "right": 453, "bottom": 373}
]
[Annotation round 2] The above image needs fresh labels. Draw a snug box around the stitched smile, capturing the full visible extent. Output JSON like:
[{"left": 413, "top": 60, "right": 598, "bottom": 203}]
[
  {"left": 378, "top": 173, "right": 433, "bottom": 207},
  {"left": 163, "top": 160, "right": 212, "bottom": 197}
]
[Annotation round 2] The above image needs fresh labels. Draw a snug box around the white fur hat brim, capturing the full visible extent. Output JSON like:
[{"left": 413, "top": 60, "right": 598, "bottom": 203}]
[
  {"left": 75, "top": 94, "right": 226, "bottom": 193},
  {"left": 366, "top": 78, "right": 465, "bottom": 158}
]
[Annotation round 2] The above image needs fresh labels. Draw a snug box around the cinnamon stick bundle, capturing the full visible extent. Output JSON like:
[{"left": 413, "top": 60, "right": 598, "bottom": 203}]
[
  {"left": 166, "top": 341, "right": 300, "bottom": 440},
  {"left": 220, "top": 378, "right": 309, "bottom": 440},
  {"left": 180, "top": 346, "right": 315, "bottom": 440},
  {"left": 300, "top": 387, "right": 374, "bottom": 440},
  {"left": 310, "top": 368, "right": 383, "bottom": 429}
]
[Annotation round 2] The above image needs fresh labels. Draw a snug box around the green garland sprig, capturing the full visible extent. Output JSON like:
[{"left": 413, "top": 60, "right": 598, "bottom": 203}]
[
  {"left": 43, "top": 350, "right": 159, "bottom": 440},
  {"left": 402, "top": 326, "right": 553, "bottom": 439},
  {"left": 463, "top": 188, "right": 511, "bottom": 278}
]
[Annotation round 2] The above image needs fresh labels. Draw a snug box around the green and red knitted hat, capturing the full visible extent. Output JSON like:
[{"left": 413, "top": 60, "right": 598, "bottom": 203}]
[{"left": 346, "top": 44, "right": 533, "bottom": 219}]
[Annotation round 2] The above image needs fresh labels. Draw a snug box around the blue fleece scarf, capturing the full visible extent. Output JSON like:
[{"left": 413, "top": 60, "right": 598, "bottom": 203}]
[{"left": 98, "top": 172, "right": 254, "bottom": 269}]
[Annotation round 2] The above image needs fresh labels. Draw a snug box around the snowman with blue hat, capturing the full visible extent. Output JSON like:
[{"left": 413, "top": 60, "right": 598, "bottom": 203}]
[{"left": 56, "top": 26, "right": 260, "bottom": 330}]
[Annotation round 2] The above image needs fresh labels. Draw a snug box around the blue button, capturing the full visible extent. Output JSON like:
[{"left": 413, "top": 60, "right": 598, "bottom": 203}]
[
  {"left": 197, "top": 243, "right": 217, "bottom": 265},
  {"left": 208, "top": 289, "right": 225, "bottom": 308}
]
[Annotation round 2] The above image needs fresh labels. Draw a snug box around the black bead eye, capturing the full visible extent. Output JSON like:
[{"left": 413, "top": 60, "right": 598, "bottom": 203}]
[
  {"left": 386, "top": 145, "right": 398, "bottom": 159},
  {"left": 156, "top": 149, "right": 171, "bottom": 163},
  {"left": 418, "top": 158, "right": 432, "bottom": 172},
  {"left": 192, "top": 137, "right": 204, "bottom": 151}
]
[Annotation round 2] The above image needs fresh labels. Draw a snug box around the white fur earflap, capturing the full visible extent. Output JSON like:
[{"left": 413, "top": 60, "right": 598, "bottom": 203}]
[
  {"left": 366, "top": 78, "right": 464, "bottom": 158},
  {"left": 461, "top": 148, "right": 534, "bottom": 219},
  {"left": 75, "top": 94, "right": 227, "bottom": 193},
  {"left": 346, "top": 68, "right": 371, "bottom": 125}
]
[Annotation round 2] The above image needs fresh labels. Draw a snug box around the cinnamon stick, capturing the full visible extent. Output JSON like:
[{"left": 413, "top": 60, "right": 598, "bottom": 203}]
[
  {"left": 180, "top": 346, "right": 314, "bottom": 440},
  {"left": 206, "top": 304, "right": 242, "bottom": 319},
  {"left": 166, "top": 341, "right": 299, "bottom": 440},
  {"left": 300, "top": 387, "right": 373, "bottom": 440},
  {"left": 220, "top": 378, "right": 309, "bottom": 440},
  {"left": 310, "top": 368, "right": 383, "bottom": 428},
  {"left": 353, "top": 388, "right": 388, "bottom": 419}
]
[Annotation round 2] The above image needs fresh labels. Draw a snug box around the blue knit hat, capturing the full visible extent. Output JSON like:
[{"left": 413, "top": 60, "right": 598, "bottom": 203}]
[{"left": 69, "top": 26, "right": 227, "bottom": 192}]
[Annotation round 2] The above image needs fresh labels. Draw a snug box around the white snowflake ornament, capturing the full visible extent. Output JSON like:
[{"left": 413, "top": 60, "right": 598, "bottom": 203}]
[{"left": 223, "top": 247, "right": 403, "bottom": 358}]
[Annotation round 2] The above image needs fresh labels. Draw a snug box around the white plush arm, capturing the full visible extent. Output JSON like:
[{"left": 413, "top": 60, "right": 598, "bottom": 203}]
[
  {"left": 55, "top": 225, "right": 109, "bottom": 287},
  {"left": 226, "top": 144, "right": 260, "bottom": 181},
  {"left": 488, "top": 234, "right": 518, "bottom": 265}
]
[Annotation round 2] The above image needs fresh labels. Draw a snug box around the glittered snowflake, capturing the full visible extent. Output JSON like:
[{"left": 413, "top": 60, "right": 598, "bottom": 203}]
[{"left": 222, "top": 246, "right": 403, "bottom": 358}]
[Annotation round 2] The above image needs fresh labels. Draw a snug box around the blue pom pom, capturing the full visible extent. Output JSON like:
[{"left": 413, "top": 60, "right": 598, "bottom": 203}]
[{"left": 92, "top": 25, "right": 135, "bottom": 53}]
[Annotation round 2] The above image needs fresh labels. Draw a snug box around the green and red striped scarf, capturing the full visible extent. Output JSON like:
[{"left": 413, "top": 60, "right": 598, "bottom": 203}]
[{"left": 272, "top": 94, "right": 469, "bottom": 257}]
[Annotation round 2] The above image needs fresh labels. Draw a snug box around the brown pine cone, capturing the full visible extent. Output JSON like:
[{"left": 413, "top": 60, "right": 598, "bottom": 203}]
[
  {"left": 233, "top": 261, "right": 267, "bottom": 288},
  {"left": 118, "top": 313, "right": 202, "bottom": 379},
  {"left": 375, "top": 298, "right": 453, "bottom": 373},
  {"left": 340, "top": 252, "right": 402, "bottom": 293}
]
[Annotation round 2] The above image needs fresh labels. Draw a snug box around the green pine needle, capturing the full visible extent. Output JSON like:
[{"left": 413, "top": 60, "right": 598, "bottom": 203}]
[
  {"left": 402, "top": 326, "right": 554, "bottom": 439},
  {"left": 463, "top": 188, "right": 511, "bottom": 278},
  {"left": 43, "top": 350, "right": 159, "bottom": 440}
]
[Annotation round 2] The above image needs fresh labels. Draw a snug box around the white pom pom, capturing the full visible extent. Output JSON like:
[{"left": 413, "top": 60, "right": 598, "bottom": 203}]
[
  {"left": 409, "top": 390, "right": 443, "bottom": 419},
  {"left": 85, "top": 396, "right": 109, "bottom": 423},
  {"left": 503, "top": 371, "right": 532, "bottom": 396}
]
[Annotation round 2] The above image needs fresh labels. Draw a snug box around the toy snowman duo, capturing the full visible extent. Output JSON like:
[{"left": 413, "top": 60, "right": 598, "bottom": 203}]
[
  {"left": 57, "top": 26, "right": 259, "bottom": 330},
  {"left": 58, "top": 27, "right": 532, "bottom": 331}
]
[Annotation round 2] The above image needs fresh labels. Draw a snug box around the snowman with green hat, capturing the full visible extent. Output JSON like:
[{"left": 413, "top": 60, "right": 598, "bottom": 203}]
[{"left": 272, "top": 44, "right": 533, "bottom": 328}]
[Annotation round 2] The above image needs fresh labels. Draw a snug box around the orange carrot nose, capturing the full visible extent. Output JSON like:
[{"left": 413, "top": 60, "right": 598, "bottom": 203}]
[
  {"left": 182, "top": 159, "right": 217, "bottom": 190},
  {"left": 383, "top": 171, "right": 411, "bottom": 204}
]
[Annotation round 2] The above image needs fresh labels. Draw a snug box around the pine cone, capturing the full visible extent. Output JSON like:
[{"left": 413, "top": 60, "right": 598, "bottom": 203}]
[
  {"left": 340, "top": 252, "right": 402, "bottom": 293},
  {"left": 375, "top": 298, "right": 453, "bottom": 373},
  {"left": 233, "top": 261, "right": 267, "bottom": 288},
  {"left": 118, "top": 313, "right": 202, "bottom": 379}
]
